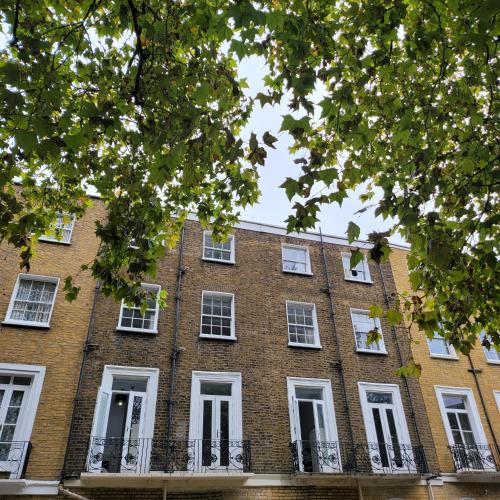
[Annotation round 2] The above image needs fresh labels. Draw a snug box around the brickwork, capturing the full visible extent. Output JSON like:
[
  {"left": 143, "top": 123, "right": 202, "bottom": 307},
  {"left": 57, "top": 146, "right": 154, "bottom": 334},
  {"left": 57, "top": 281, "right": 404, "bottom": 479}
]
[
  {"left": 390, "top": 248, "right": 500, "bottom": 497},
  {"left": 0, "top": 198, "right": 105, "bottom": 480},
  {"left": 64, "top": 219, "right": 438, "bottom": 485}
]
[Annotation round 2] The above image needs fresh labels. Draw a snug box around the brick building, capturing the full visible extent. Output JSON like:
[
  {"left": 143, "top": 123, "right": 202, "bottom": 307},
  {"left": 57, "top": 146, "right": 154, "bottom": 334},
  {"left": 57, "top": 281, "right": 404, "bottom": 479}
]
[
  {"left": 0, "top": 212, "right": 498, "bottom": 499},
  {"left": 0, "top": 198, "right": 105, "bottom": 496},
  {"left": 390, "top": 248, "right": 500, "bottom": 499}
]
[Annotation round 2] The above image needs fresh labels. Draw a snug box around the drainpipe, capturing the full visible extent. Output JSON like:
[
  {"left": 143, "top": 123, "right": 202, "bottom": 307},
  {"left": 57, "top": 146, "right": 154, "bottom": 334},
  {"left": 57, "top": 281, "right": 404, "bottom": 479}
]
[
  {"left": 466, "top": 354, "right": 499, "bottom": 456},
  {"left": 165, "top": 226, "right": 186, "bottom": 447},
  {"left": 61, "top": 275, "right": 101, "bottom": 479},
  {"left": 356, "top": 478, "right": 364, "bottom": 500},
  {"left": 425, "top": 474, "right": 439, "bottom": 500},
  {"left": 376, "top": 262, "right": 422, "bottom": 449},
  {"left": 59, "top": 484, "right": 91, "bottom": 500},
  {"left": 319, "top": 229, "right": 356, "bottom": 457}
]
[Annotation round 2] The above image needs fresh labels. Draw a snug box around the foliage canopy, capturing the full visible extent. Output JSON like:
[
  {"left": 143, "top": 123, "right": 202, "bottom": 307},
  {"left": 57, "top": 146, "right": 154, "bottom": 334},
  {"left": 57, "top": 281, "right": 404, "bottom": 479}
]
[{"left": 0, "top": 0, "right": 498, "bottom": 361}]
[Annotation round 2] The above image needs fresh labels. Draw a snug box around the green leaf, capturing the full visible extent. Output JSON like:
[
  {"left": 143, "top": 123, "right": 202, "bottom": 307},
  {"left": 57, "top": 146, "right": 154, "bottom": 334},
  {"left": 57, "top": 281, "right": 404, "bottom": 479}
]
[
  {"left": 346, "top": 221, "right": 360, "bottom": 243},
  {"left": 369, "top": 304, "right": 384, "bottom": 318},
  {"left": 395, "top": 361, "right": 422, "bottom": 378},
  {"left": 387, "top": 308, "right": 403, "bottom": 326},
  {"left": 262, "top": 131, "right": 277, "bottom": 149},
  {"left": 15, "top": 131, "right": 37, "bottom": 153},
  {"left": 280, "top": 178, "right": 300, "bottom": 201}
]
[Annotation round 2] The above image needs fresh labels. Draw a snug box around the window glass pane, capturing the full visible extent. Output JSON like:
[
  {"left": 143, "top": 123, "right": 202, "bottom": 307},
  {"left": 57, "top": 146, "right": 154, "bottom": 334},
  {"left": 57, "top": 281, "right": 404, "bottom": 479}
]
[
  {"left": 444, "top": 395, "right": 466, "bottom": 409},
  {"left": 9, "top": 390, "right": 24, "bottom": 407},
  {"left": 200, "top": 382, "right": 232, "bottom": 396},
  {"left": 463, "top": 431, "right": 476, "bottom": 446},
  {"left": 481, "top": 332, "right": 500, "bottom": 361},
  {"left": 204, "top": 233, "right": 233, "bottom": 261},
  {"left": 367, "top": 392, "right": 393, "bottom": 404},
  {"left": 428, "top": 335, "right": 451, "bottom": 355},
  {"left": 295, "top": 387, "right": 323, "bottom": 400},
  {"left": 12, "top": 376, "right": 31, "bottom": 386},
  {"left": 201, "top": 293, "right": 233, "bottom": 337},
  {"left": 452, "top": 430, "right": 464, "bottom": 445},
  {"left": 458, "top": 413, "right": 473, "bottom": 431},
  {"left": 112, "top": 378, "right": 148, "bottom": 392},
  {"left": 447, "top": 412, "right": 460, "bottom": 430},
  {"left": 202, "top": 400, "right": 213, "bottom": 466},
  {"left": 342, "top": 253, "right": 367, "bottom": 280},
  {"left": 10, "top": 278, "right": 57, "bottom": 324},
  {"left": 372, "top": 408, "right": 389, "bottom": 467},
  {"left": 0, "top": 376, "right": 11, "bottom": 384},
  {"left": 283, "top": 246, "right": 309, "bottom": 273}
]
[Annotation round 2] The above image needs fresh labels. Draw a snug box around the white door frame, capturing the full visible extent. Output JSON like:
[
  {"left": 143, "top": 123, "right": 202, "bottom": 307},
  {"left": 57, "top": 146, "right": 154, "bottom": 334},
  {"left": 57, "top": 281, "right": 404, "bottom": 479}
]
[
  {"left": 88, "top": 365, "right": 159, "bottom": 473},
  {"left": 358, "top": 382, "right": 413, "bottom": 473},
  {"left": 435, "top": 386, "right": 487, "bottom": 446},
  {"left": 0, "top": 363, "right": 45, "bottom": 479},
  {"left": 287, "top": 377, "right": 340, "bottom": 472},
  {"left": 189, "top": 371, "right": 242, "bottom": 471}
]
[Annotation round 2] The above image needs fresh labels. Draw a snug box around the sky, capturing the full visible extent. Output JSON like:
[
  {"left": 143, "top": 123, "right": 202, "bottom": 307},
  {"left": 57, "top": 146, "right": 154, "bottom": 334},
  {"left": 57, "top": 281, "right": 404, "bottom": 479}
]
[{"left": 236, "top": 56, "right": 405, "bottom": 246}]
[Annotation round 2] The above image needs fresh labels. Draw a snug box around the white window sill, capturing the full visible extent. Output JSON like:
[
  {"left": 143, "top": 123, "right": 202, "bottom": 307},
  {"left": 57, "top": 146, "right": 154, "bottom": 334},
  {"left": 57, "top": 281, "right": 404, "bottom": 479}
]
[
  {"left": 282, "top": 269, "right": 313, "bottom": 276},
  {"left": 288, "top": 342, "right": 322, "bottom": 350},
  {"left": 1, "top": 319, "right": 50, "bottom": 329},
  {"left": 356, "top": 348, "right": 388, "bottom": 355},
  {"left": 199, "top": 334, "right": 236, "bottom": 341},
  {"left": 38, "top": 237, "right": 72, "bottom": 245},
  {"left": 429, "top": 353, "right": 459, "bottom": 360},
  {"left": 485, "top": 359, "right": 500, "bottom": 365},
  {"left": 202, "top": 257, "right": 235, "bottom": 265},
  {"left": 116, "top": 327, "right": 158, "bottom": 334},
  {"left": 344, "top": 277, "right": 373, "bottom": 284}
]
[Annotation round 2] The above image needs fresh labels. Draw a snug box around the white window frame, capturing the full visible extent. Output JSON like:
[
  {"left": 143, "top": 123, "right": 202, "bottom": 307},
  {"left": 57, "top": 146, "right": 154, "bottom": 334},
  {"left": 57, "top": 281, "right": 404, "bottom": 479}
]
[
  {"left": 480, "top": 332, "right": 500, "bottom": 365},
  {"left": 116, "top": 283, "right": 161, "bottom": 334},
  {"left": 358, "top": 382, "right": 413, "bottom": 473},
  {"left": 427, "top": 333, "right": 458, "bottom": 360},
  {"left": 202, "top": 230, "right": 235, "bottom": 264},
  {"left": 199, "top": 291, "right": 236, "bottom": 341},
  {"left": 341, "top": 252, "right": 372, "bottom": 283},
  {"left": 188, "top": 370, "right": 243, "bottom": 441},
  {"left": 0, "top": 363, "right": 45, "bottom": 480},
  {"left": 3, "top": 274, "right": 59, "bottom": 328},
  {"left": 434, "top": 386, "right": 488, "bottom": 447},
  {"left": 286, "top": 301, "right": 321, "bottom": 349},
  {"left": 39, "top": 213, "right": 76, "bottom": 244},
  {"left": 350, "top": 308, "right": 387, "bottom": 355},
  {"left": 281, "top": 243, "right": 312, "bottom": 276},
  {"left": 494, "top": 391, "right": 500, "bottom": 413},
  {"left": 287, "top": 377, "right": 340, "bottom": 472}
]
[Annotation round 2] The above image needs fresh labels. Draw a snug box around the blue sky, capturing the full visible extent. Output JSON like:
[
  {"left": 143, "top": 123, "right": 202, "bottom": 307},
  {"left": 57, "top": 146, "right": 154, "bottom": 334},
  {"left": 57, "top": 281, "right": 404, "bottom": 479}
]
[{"left": 237, "top": 56, "right": 404, "bottom": 245}]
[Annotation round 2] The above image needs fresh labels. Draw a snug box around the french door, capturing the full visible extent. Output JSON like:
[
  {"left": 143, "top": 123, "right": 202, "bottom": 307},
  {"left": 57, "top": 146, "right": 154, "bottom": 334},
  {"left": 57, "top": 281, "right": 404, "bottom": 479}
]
[
  {"left": 120, "top": 392, "right": 146, "bottom": 472},
  {"left": 0, "top": 376, "right": 31, "bottom": 477},
  {"left": 443, "top": 394, "right": 484, "bottom": 470},
  {"left": 189, "top": 372, "right": 243, "bottom": 473},
  {"left": 89, "top": 388, "right": 148, "bottom": 473},
  {"left": 200, "top": 395, "right": 231, "bottom": 469},
  {"left": 288, "top": 379, "right": 340, "bottom": 473},
  {"left": 363, "top": 389, "right": 412, "bottom": 473}
]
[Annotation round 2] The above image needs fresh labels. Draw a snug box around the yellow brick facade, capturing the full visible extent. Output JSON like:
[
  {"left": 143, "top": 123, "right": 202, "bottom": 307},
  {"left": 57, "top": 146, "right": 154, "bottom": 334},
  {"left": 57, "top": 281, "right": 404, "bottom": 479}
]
[
  {"left": 0, "top": 199, "right": 105, "bottom": 481},
  {"left": 390, "top": 248, "right": 500, "bottom": 496}
]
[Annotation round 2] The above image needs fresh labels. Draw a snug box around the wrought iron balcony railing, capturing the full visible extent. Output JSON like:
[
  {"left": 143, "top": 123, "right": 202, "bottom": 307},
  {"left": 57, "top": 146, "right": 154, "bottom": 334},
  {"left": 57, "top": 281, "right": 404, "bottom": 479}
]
[
  {"left": 449, "top": 444, "right": 498, "bottom": 473},
  {"left": 0, "top": 441, "right": 31, "bottom": 479},
  {"left": 290, "top": 440, "right": 428, "bottom": 474},
  {"left": 85, "top": 437, "right": 251, "bottom": 474}
]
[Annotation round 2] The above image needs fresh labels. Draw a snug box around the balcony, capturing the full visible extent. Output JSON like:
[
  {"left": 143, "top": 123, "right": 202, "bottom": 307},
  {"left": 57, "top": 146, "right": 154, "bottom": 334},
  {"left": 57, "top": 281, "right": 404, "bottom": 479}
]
[
  {"left": 449, "top": 444, "right": 499, "bottom": 473},
  {"left": 85, "top": 437, "right": 251, "bottom": 474},
  {"left": 290, "top": 440, "right": 428, "bottom": 475},
  {"left": 0, "top": 441, "right": 31, "bottom": 479}
]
